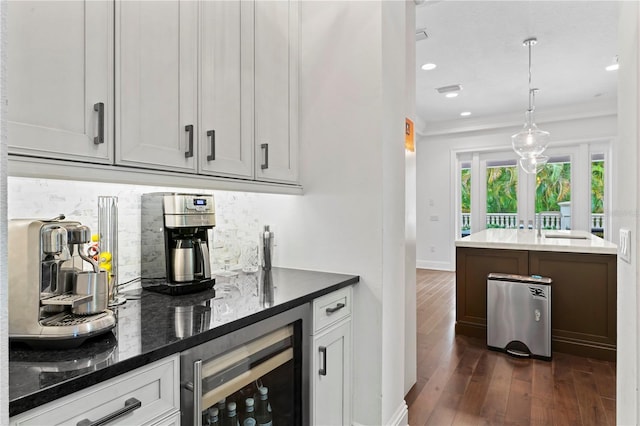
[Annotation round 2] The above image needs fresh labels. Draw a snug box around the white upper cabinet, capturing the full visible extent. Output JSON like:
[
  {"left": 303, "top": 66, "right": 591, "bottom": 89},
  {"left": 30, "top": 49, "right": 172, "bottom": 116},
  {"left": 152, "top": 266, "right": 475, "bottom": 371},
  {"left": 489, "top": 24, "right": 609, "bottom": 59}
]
[
  {"left": 254, "top": 0, "right": 299, "bottom": 184},
  {"left": 116, "top": 1, "right": 198, "bottom": 172},
  {"left": 198, "top": 1, "right": 254, "bottom": 179},
  {"left": 7, "top": 0, "right": 114, "bottom": 163}
]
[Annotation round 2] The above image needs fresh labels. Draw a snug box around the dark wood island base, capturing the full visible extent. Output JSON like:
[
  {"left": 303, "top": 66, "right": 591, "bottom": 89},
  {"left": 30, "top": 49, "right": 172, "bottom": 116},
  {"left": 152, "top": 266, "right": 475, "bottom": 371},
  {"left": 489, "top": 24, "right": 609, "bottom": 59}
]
[{"left": 456, "top": 246, "right": 617, "bottom": 361}]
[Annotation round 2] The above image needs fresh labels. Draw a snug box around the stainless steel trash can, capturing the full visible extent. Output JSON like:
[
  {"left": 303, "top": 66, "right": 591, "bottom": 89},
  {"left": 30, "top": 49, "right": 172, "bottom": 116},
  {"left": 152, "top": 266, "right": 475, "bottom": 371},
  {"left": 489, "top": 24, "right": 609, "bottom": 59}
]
[{"left": 487, "top": 272, "right": 552, "bottom": 360}]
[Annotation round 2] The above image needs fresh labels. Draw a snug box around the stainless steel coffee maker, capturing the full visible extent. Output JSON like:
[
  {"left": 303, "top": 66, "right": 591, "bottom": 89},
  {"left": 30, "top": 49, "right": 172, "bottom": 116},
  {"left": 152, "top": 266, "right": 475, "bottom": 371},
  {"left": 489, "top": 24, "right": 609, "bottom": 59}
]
[
  {"left": 141, "top": 193, "right": 216, "bottom": 295},
  {"left": 8, "top": 217, "right": 116, "bottom": 348}
]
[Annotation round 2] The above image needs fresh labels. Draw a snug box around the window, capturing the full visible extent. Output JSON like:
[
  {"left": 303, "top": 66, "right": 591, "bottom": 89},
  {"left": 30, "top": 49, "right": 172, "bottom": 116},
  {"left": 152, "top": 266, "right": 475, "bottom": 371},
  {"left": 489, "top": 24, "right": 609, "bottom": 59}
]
[
  {"left": 535, "top": 156, "right": 571, "bottom": 230},
  {"left": 591, "top": 154, "right": 605, "bottom": 237},
  {"left": 461, "top": 163, "right": 471, "bottom": 237},
  {"left": 486, "top": 160, "right": 518, "bottom": 229}
]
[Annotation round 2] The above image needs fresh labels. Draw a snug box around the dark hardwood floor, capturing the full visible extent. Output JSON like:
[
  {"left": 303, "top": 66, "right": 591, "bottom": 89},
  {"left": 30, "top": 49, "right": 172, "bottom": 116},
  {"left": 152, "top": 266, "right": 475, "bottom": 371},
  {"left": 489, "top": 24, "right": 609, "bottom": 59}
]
[{"left": 406, "top": 269, "right": 616, "bottom": 426}]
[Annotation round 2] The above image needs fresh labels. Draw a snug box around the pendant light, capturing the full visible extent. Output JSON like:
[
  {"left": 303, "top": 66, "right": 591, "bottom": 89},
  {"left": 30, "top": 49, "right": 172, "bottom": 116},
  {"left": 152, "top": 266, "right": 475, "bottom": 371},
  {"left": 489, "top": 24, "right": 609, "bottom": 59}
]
[{"left": 511, "top": 38, "right": 550, "bottom": 173}]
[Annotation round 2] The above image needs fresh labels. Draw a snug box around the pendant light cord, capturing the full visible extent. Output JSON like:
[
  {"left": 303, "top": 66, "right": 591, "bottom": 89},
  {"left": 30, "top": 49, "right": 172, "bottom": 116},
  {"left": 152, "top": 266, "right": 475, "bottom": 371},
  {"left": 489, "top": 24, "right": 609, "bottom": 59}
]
[{"left": 527, "top": 39, "right": 535, "bottom": 112}]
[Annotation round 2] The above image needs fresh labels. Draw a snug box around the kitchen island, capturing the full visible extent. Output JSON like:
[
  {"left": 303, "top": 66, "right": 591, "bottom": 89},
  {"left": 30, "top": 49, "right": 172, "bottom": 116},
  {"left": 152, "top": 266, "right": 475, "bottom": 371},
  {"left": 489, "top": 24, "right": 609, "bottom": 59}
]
[
  {"left": 8, "top": 267, "right": 359, "bottom": 418},
  {"left": 456, "top": 228, "right": 617, "bottom": 360}
]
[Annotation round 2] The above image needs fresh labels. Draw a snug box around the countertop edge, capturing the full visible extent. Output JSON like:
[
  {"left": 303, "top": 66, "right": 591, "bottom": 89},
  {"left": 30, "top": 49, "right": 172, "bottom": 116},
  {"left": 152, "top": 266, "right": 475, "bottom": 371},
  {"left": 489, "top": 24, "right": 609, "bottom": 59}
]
[
  {"left": 9, "top": 274, "right": 359, "bottom": 417},
  {"left": 455, "top": 240, "right": 617, "bottom": 254}
]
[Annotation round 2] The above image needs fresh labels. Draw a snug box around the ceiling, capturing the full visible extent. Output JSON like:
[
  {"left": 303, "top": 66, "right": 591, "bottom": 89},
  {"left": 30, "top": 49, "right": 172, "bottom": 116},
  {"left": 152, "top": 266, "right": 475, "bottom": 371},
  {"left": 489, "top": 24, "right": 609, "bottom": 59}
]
[{"left": 415, "top": 1, "right": 619, "bottom": 129}]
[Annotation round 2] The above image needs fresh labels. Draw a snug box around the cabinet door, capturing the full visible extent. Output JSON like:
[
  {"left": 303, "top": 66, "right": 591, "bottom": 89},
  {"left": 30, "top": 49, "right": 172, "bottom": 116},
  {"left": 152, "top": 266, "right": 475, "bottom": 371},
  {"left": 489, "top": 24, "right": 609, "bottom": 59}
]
[
  {"left": 312, "top": 319, "right": 351, "bottom": 426},
  {"left": 8, "top": 0, "right": 113, "bottom": 163},
  {"left": 455, "top": 247, "right": 529, "bottom": 337},
  {"left": 254, "top": 0, "right": 299, "bottom": 184},
  {"left": 530, "top": 251, "right": 617, "bottom": 360},
  {"left": 199, "top": 1, "right": 254, "bottom": 179},
  {"left": 116, "top": 0, "right": 198, "bottom": 172}
]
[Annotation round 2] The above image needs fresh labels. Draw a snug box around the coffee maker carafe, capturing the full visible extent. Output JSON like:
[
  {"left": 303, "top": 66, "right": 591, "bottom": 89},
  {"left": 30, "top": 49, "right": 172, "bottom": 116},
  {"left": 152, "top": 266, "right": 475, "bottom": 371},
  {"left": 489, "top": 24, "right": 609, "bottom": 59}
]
[
  {"left": 8, "top": 217, "right": 116, "bottom": 348},
  {"left": 141, "top": 193, "right": 216, "bottom": 295}
]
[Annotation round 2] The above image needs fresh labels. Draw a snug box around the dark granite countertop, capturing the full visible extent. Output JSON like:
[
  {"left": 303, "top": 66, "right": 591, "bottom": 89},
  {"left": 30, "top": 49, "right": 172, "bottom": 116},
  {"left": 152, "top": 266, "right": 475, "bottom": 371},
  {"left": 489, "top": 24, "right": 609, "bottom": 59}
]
[{"left": 9, "top": 267, "right": 359, "bottom": 417}]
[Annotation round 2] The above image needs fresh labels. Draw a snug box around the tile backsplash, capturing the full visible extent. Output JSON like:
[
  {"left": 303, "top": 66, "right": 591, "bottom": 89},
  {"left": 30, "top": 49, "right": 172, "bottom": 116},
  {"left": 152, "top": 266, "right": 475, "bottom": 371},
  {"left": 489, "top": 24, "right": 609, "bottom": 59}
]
[{"left": 8, "top": 177, "right": 270, "bottom": 288}]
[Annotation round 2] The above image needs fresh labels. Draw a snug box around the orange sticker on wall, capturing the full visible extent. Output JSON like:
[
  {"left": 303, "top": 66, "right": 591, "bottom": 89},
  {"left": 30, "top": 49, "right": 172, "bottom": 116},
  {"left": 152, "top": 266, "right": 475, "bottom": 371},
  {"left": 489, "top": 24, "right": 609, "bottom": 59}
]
[{"left": 405, "top": 118, "right": 415, "bottom": 152}]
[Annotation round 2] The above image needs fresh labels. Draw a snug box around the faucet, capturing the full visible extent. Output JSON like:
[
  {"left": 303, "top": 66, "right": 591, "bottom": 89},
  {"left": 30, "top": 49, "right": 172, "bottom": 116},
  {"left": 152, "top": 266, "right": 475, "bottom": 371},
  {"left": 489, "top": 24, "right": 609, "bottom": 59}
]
[{"left": 536, "top": 213, "right": 542, "bottom": 237}]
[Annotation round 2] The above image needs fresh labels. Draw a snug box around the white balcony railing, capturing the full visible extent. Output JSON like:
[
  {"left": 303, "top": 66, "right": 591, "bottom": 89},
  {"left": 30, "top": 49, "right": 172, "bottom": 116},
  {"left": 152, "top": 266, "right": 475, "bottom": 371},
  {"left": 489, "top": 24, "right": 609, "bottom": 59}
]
[{"left": 461, "top": 213, "right": 605, "bottom": 232}]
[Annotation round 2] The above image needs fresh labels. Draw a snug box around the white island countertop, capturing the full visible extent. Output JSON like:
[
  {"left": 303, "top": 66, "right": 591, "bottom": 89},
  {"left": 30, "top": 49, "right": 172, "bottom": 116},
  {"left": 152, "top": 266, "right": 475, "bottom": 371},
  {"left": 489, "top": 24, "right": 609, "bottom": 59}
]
[{"left": 456, "top": 228, "right": 617, "bottom": 255}]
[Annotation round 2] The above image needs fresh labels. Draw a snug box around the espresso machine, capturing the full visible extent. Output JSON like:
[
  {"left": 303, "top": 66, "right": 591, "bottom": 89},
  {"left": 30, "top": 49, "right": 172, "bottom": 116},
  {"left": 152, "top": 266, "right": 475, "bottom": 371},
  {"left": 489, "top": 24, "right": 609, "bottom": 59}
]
[
  {"left": 141, "top": 193, "right": 216, "bottom": 295},
  {"left": 8, "top": 217, "right": 116, "bottom": 348}
]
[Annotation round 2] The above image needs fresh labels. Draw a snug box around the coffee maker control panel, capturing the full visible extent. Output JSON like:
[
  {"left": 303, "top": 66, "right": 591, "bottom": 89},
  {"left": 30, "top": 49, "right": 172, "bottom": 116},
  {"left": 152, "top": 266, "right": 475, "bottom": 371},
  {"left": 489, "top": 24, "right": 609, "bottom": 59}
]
[{"left": 163, "top": 194, "right": 215, "bottom": 215}]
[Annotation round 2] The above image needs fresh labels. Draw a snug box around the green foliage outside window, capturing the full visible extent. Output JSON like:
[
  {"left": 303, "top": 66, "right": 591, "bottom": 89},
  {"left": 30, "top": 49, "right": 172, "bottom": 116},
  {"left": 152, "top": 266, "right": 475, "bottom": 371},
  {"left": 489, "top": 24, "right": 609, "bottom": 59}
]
[
  {"left": 535, "top": 163, "right": 571, "bottom": 212},
  {"left": 592, "top": 160, "right": 605, "bottom": 214},
  {"left": 460, "top": 160, "right": 605, "bottom": 215},
  {"left": 486, "top": 166, "right": 518, "bottom": 213}
]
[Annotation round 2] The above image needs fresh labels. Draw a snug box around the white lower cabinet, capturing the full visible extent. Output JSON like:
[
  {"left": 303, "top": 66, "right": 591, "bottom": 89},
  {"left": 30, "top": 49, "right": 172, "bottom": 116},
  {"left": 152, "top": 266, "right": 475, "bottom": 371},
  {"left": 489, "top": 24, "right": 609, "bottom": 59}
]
[
  {"left": 311, "top": 286, "right": 352, "bottom": 426},
  {"left": 10, "top": 355, "right": 180, "bottom": 426}
]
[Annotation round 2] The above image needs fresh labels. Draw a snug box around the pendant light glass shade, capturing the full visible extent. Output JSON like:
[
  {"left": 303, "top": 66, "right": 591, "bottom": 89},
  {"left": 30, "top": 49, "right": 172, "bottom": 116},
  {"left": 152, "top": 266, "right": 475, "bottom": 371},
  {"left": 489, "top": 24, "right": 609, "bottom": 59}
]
[
  {"left": 518, "top": 154, "right": 549, "bottom": 174},
  {"left": 511, "top": 110, "right": 550, "bottom": 158}
]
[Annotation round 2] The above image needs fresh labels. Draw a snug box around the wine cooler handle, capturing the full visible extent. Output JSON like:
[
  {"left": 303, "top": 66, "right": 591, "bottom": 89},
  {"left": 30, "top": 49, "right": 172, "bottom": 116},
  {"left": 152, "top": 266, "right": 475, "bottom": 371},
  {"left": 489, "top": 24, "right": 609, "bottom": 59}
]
[
  {"left": 326, "top": 302, "right": 345, "bottom": 314},
  {"left": 76, "top": 398, "right": 141, "bottom": 426},
  {"left": 319, "top": 346, "right": 327, "bottom": 376},
  {"left": 206, "top": 130, "right": 215, "bottom": 161},
  {"left": 193, "top": 359, "right": 203, "bottom": 426},
  {"left": 185, "top": 125, "right": 194, "bottom": 158},
  {"left": 261, "top": 143, "right": 269, "bottom": 169},
  {"left": 93, "top": 102, "right": 104, "bottom": 145}
]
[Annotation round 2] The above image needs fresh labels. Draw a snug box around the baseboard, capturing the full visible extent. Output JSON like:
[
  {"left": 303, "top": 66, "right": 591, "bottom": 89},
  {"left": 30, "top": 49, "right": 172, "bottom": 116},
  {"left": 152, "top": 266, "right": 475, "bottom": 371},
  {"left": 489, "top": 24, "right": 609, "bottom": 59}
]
[
  {"left": 387, "top": 401, "right": 409, "bottom": 426},
  {"left": 416, "top": 259, "right": 453, "bottom": 271},
  {"left": 351, "top": 401, "right": 408, "bottom": 426}
]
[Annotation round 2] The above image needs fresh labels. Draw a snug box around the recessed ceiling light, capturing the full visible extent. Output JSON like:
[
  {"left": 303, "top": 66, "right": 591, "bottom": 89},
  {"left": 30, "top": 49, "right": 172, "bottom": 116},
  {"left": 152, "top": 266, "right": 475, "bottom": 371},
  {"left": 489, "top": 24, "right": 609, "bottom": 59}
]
[
  {"left": 460, "top": 111, "right": 472, "bottom": 117},
  {"left": 445, "top": 92, "right": 458, "bottom": 98},
  {"left": 421, "top": 63, "right": 437, "bottom": 71},
  {"left": 605, "top": 63, "right": 619, "bottom": 71}
]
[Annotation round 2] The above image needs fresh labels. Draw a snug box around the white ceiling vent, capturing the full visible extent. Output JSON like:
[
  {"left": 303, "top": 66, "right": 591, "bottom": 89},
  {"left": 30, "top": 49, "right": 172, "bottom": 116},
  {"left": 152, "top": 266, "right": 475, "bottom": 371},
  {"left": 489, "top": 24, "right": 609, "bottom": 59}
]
[
  {"left": 416, "top": 28, "right": 429, "bottom": 41},
  {"left": 436, "top": 84, "right": 463, "bottom": 94}
]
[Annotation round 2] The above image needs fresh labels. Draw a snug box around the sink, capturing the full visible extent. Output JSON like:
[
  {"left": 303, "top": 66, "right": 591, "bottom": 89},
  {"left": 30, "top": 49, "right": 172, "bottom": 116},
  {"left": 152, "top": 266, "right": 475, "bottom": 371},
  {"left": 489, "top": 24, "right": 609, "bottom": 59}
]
[{"left": 544, "top": 233, "right": 589, "bottom": 240}]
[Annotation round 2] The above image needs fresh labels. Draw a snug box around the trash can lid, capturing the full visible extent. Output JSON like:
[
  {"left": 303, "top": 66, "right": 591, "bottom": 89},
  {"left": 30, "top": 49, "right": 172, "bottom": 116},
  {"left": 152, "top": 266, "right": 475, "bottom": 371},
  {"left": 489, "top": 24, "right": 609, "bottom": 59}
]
[{"left": 487, "top": 272, "right": 552, "bottom": 285}]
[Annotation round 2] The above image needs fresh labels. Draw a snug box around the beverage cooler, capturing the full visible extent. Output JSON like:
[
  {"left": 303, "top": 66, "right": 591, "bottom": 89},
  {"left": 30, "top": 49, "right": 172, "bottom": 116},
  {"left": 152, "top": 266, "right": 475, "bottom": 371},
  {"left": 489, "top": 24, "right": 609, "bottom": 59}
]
[{"left": 181, "top": 304, "right": 310, "bottom": 425}]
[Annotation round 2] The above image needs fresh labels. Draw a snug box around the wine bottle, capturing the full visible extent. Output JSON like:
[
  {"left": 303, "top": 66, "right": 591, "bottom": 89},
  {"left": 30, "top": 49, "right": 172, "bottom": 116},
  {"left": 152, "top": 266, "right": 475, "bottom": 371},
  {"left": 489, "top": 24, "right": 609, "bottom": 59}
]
[
  {"left": 206, "top": 407, "right": 220, "bottom": 426},
  {"left": 255, "top": 387, "right": 273, "bottom": 426},
  {"left": 243, "top": 397, "right": 257, "bottom": 426},
  {"left": 225, "top": 401, "right": 240, "bottom": 426}
]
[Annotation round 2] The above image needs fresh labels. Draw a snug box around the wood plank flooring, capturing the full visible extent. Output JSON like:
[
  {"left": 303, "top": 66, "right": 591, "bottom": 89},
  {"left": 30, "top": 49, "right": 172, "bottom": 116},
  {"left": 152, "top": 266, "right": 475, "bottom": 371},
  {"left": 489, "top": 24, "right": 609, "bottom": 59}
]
[{"left": 406, "top": 269, "right": 616, "bottom": 426}]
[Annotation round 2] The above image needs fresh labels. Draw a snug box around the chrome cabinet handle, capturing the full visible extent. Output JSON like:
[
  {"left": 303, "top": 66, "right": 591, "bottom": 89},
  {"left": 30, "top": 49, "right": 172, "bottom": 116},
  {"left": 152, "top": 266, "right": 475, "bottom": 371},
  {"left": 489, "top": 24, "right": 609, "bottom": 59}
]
[
  {"left": 206, "top": 130, "right": 215, "bottom": 161},
  {"left": 76, "top": 397, "right": 141, "bottom": 426},
  {"left": 319, "top": 346, "right": 327, "bottom": 376},
  {"left": 93, "top": 102, "right": 104, "bottom": 145},
  {"left": 261, "top": 143, "right": 269, "bottom": 169},
  {"left": 326, "top": 302, "right": 345, "bottom": 314},
  {"left": 193, "top": 359, "right": 203, "bottom": 426},
  {"left": 185, "top": 125, "right": 194, "bottom": 158}
]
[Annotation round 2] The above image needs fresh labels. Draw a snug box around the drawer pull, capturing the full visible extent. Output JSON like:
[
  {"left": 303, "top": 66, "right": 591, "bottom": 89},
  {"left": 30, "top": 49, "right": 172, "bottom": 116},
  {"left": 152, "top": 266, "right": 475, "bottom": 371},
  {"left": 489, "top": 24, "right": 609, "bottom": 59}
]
[
  {"left": 206, "top": 129, "right": 216, "bottom": 161},
  {"left": 93, "top": 102, "right": 104, "bottom": 145},
  {"left": 185, "top": 124, "right": 194, "bottom": 158},
  {"left": 261, "top": 143, "right": 269, "bottom": 169},
  {"left": 76, "top": 397, "right": 141, "bottom": 426},
  {"left": 326, "top": 302, "right": 345, "bottom": 314},
  {"left": 319, "top": 346, "right": 327, "bottom": 376}
]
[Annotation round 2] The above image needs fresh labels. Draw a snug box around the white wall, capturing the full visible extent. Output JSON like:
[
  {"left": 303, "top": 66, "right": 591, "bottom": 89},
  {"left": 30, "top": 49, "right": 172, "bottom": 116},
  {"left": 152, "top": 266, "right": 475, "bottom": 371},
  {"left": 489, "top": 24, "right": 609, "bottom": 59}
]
[
  {"left": 615, "top": 2, "right": 638, "bottom": 423},
  {"left": 1, "top": 0, "right": 8, "bottom": 423},
  {"left": 416, "top": 113, "right": 617, "bottom": 271},
  {"left": 404, "top": 0, "right": 418, "bottom": 400}
]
